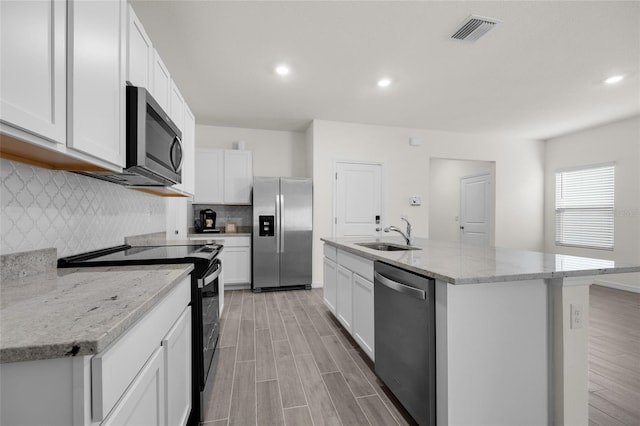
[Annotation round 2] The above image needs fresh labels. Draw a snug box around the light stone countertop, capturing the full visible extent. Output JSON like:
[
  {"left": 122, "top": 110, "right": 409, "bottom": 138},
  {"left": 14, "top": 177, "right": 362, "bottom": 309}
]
[
  {"left": 322, "top": 237, "right": 640, "bottom": 284},
  {"left": 188, "top": 233, "right": 251, "bottom": 238},
  {"left": 0, "top": 264, "right": 193, "bottom": 363}
]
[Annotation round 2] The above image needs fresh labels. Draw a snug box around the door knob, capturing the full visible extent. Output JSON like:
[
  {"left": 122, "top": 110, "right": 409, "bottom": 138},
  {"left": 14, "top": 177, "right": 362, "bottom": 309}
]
[{"left": 460, "top": 226, "right": 464, "bottom": 230}]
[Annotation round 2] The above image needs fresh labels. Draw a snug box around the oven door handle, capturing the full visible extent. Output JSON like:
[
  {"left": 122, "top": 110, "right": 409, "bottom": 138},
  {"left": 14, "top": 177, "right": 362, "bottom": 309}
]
[{"left": 199, "top": 263, "right": 222, "bottom": 289}]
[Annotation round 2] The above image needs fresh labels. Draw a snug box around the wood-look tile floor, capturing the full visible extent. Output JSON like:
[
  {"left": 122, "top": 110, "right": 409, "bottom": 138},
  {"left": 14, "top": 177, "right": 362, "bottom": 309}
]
[
  {"left": 201, "top": 288, "right": 416, "bottom": 426},
  {"left": 589, "top": 285, "right": 640, "bottom": 426}
]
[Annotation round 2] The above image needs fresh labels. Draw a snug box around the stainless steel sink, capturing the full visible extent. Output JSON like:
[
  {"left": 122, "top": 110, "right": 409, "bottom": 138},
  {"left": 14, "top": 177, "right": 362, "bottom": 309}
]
[{"left": 356, "top": 242, "right": 420, "bottom": 251}]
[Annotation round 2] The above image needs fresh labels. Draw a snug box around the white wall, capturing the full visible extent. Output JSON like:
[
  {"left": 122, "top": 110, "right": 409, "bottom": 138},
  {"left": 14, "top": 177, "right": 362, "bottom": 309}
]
[
  {"left": 429, "top": 158, "right": 496, "bottom": 245},
  {"left": 195, "top": 124, "right": 309, "bottom": 177},
  {"left": 311, "top": 119, "right": 545, "bottom": 285},
  {"left": 544, "top": 116, "right": 640, "bottom": 292}
]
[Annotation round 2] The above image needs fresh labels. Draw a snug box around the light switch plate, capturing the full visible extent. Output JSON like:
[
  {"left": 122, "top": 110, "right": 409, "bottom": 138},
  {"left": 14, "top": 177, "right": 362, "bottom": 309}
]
[
  {"left": 410, "top": 196, "right": 422, "bottom": 206},
  {"left": 570, "top": 304, "right": 584, "bottom": 329}
]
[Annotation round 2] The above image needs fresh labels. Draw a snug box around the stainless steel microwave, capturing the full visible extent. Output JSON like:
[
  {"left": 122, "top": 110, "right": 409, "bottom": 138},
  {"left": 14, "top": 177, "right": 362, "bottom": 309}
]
[
  {"left": 77, "top": 86, "right": 182, "bottom": 187},
  {"left": 125, "top": 85, "right": 182, "bottom": 185}
]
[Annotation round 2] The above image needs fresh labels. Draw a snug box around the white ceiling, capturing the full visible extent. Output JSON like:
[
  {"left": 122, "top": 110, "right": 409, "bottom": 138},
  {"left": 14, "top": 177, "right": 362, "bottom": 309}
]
[{"left": 131, "top": 0, "right": 640, "bottom": 140}]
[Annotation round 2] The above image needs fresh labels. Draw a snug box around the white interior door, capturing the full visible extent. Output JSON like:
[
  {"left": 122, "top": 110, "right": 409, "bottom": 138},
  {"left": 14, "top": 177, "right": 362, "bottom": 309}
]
[
  {"left": 335, "top": 162, "right": 382, "bottom": 237},
  {"left": 460, "top": 174, "right": 491, "bottom": 246}
]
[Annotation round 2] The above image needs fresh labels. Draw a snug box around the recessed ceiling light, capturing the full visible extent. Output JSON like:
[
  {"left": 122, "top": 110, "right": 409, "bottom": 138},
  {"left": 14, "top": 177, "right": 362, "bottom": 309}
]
[
  {"left": 604, "top": 75, "right": 624, "bottom": 85},
  {"left": 377, "top": 78, "right": 392, "bottom": 88},
  {"left": 275, "top": 65, "right": 290, "bottom": 76}
]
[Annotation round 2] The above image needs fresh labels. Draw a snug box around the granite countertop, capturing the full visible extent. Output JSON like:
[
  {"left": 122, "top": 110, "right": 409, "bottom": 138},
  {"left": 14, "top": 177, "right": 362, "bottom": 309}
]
[
  {"left": 322, "top": 237, "right": 640, "bottom": 284},
  {"left": 0, "top": 264, "right": 193, "bottom": 363}
]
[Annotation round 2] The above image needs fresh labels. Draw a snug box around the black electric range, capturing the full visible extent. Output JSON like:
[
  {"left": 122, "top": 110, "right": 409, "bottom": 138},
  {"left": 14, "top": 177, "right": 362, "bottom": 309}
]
[{"left": 58, "top": 243, "right": 223, "bottom": 426}]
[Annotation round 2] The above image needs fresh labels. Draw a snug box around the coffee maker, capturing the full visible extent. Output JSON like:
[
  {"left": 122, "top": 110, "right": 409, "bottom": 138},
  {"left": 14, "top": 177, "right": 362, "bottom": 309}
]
[{"left": 199, "top": 209, "right": 219, "bottom": 233}]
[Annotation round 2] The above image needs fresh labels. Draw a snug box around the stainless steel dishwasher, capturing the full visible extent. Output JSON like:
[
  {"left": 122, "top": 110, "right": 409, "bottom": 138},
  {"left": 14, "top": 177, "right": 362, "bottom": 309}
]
[{"left": 374, "top": 261, "right": 435, "bottom": 426}]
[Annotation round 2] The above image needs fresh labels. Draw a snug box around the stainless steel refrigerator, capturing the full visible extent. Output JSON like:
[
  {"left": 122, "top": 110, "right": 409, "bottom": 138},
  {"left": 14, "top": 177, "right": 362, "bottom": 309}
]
[{"left": 252, "top": 177, "right": 312, "bottom": 291}]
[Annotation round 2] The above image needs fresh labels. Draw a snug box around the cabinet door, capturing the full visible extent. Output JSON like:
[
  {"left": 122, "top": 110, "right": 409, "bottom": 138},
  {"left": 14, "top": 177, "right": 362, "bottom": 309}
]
[
  {"left": 162, "top": 307, "right": 191, "bottom": 426},
  {"left": 0, "top": 0, "right": 66, "bottom": 144},
  {"left": 323, "top": 257, "right": 337, "bottom": 315},
  {"left": 68, "top": 0, "right": 125, "bottom": 167},
  {"left": 168, "top": 80, "right": 185, "bottom": 131},
  {"left": 194, "top": 149, "right": 224, "bottom": 203},
  {"left": 353, "top": 274, "right": 375, "bottom": 360},
  {"left": 126, "top": 4, "right": 152, "bottom": 89},
  {"left": 102, "top": 346, "right": 165, "bottom": 426},
  {"left": 224, "top": 247, "right": 251, "bottom": 284},
  {"left": 182, "top": 106, "right": 196, "bottom": 195},
  {"left": 151, "top": 49, "right": 170, "bottom": 112},
  {"left": 223, "top": 150, "right": 253, "bottom": 204},
  {"left": 336, "top": 265, "right": 353, "bottom": 332}
]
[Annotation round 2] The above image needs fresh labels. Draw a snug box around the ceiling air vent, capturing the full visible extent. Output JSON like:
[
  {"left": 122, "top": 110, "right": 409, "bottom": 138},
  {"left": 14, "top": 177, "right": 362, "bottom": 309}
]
[{"left": 450, "top": 15, "right": 500, "bottom": 42}]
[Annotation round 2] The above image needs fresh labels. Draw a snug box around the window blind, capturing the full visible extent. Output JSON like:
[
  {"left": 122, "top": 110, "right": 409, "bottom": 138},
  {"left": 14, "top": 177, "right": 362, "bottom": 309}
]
[{"left": 555, "top": 164, "right": 615, "bottom": 250}]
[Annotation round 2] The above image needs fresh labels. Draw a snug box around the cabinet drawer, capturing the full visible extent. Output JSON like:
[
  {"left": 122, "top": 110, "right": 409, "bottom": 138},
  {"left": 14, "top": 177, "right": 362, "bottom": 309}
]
[
  {"left": 338, "top": 250, "right": 374, "bottom": 282},
  {"left": 91, "top": 276, "right": 190, "bottom": 421},
  {"left": 222, "top": 236, "right": 251, "bottom": 247},
  {"left": 323, "top": 244, "right": 337, "bottom": 262}
]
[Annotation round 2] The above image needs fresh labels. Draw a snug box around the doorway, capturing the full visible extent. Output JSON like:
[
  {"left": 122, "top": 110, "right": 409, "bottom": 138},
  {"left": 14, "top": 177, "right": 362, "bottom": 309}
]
[
  {"left": 333, "top": 161, "right": 382, "bottom": 237},
  {"left": 460, "top": 173, "right": 491, "bottom": 246},
  {"left": 429, "top": 158, "right": 495, "bottom": 246}
]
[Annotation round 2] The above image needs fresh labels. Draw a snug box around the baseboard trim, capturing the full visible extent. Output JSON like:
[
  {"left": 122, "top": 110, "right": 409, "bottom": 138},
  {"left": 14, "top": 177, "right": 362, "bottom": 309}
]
[
  {"left": 593, "top": 278, "right": 640, "bottom": 293},
  {"left": 225, "top": 283, "right": 251, "bottom": 290}
]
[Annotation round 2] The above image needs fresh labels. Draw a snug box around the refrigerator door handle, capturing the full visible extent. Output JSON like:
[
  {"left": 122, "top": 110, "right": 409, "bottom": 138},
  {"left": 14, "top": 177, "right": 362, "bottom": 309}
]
[
  {"left": 280, "top": 194, "right": 285, "bottom": 253},
  {"left": 275, "top": 194, "right": 281, "bottom": 254}
]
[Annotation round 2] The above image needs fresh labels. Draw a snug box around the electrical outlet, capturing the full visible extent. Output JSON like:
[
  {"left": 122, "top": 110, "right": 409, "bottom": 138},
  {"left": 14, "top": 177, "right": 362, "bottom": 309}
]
[
  {"left": 409, "top": 196, "right": 422, "bottom": 206},
  {"left": 571, "top": 304, "right": 584, "bottom": 329}
]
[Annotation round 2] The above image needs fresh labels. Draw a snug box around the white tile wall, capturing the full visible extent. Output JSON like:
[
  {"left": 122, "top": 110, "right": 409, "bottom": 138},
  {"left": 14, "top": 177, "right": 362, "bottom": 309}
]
[{"left": 1, "top": 159, "right": 165, "bottom": 257}]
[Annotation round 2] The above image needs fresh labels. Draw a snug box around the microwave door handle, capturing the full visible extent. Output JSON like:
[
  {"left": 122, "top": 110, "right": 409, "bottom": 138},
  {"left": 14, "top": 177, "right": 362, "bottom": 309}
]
[{"left": 170, "top": 137, "right": 183, "bottom": 172}]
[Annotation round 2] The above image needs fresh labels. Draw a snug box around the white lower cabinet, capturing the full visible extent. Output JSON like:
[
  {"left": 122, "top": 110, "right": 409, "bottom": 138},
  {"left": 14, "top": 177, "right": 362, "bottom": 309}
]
[
  {"left": 221, "top": 236, "right": 251, "bottom": 286},
  {"left": 323, "top": 245, "right": 375, "bottom": 360},
  {"left": 352, "top": 274, "right": 375, "bottom": 360},
  {"left": 102, "top": 346, "right": 165, "bottom": 426},
  {"left": 93, "top": 277, "right": 191, "bottom": 425},
  {"left": 0, "top": 276, "right": 192, "bottom": 426},
  {"left": 163, "top": 307, "right": 192, "bottom": 426},
  {"left": 323, "top": 257, "right": 337, "bottom": 314},
  {"left": 336, "top": 265, "right": 353, "bottom": 333}
]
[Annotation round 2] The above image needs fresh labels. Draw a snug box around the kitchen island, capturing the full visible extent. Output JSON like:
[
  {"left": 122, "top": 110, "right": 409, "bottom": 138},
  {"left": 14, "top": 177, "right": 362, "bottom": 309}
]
[{"left": 322, "top": 237, "right": 640, "bottom": 426}]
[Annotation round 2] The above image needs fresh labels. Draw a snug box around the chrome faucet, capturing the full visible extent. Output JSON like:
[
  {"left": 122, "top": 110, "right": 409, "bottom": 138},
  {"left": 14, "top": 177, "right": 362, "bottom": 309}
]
[{"left": 384, "top": 216, "right": 412, "bottom": 245}]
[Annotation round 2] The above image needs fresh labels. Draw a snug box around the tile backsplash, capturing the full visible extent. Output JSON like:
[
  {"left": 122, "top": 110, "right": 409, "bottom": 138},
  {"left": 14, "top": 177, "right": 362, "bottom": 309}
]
[
  {"left": 1, "top": 159, "right": 165, "bottom": 257},
  {"left": 193, "top": 204, "right": 252, "bottom": 229}
]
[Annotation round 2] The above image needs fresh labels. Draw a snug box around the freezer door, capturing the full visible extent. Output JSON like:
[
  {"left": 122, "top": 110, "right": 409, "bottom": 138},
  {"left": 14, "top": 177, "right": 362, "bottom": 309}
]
[
  {"left": 253, "top": 177, "right": 280, "bottom": 289},
  {"left": 280, "top": 178, "right": 312, "bottom": 287}
]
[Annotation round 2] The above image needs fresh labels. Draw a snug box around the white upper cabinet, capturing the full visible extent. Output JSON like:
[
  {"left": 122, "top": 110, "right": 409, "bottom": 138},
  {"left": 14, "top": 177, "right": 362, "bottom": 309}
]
[
  {"left": 151, "top": 50, "right": 171, "bottom": 112},
  {"left": 195, "top": 148, "right": 224, "bottom": 203},
  {"left": 67, "top": 0, "right": 126, "bottom": 167},
  {"left": 194, "top": 149, "right": 253, "bottom": 204},
  {"left": 169, "top": 80, "right": 185, "bottom": 131},
  {"left": 182, "top": 106, "right": 196, "bottom": 195},
  {"left": 126, "top": 4, "right": 152, "bottom": 89},
  {"left": 0, "top": 0, "right": 66, "bottom": 144},
  {"left": 223, "top": 150, "right": 253, "bottom": 204}
]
